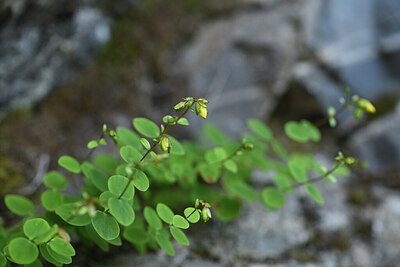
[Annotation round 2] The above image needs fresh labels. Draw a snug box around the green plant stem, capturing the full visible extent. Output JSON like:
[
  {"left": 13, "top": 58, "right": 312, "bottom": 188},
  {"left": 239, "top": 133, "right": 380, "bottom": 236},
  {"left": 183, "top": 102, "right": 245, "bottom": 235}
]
[
  {"left": 280, "top": 161, "right": 343, "bottom": 192},
  {"left": 117, "top": 102, "right": 195, "bottom": 200}
]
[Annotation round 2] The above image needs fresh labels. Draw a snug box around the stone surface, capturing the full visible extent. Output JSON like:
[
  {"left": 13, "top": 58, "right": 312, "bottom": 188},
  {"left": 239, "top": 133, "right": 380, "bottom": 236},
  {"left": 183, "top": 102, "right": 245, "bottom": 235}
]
[{"left": 0, "top": 0, "right": 112, "bottom": 120}]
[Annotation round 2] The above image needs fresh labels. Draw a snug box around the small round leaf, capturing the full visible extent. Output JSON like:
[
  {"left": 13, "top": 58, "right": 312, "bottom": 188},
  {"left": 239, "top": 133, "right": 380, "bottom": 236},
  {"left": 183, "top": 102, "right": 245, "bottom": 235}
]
[
  {"left": 5, "top": 194, "right": 34, "bottom": 216},
  {"left": 261, "top": 187, "right": 286, "bottom": 209},
  {"left": 23, "top": 218, "right": 50, "bottom": 240},
  {"left": 156, "top": 232, "right": 175, "bottom": 256},
  {"left": 108, "top": 197, "right": 135, "bottom": 226},
  {"left": 133, "top": 118, "right": 160, "bottom": 138},
  {"left": 132, "top": 170, "right": 149, "bottom": 192},
  {"left": 48, "top": 237, "right": 75, "bottom": 257},
  {"left": 58, "top": 156, "right": 81, "bottom": 173},
  {"left": 41, "top": 190, "right": 63, "bottom": 211},
  {"left": 91, "top": 211, "right": 120, "bottom": 241},
  {"left": 184, "top": 208, "right": 200, "bottom": 223},
  {"left": 247, "top": 119, "right": 273, "bottom": 141},
  {"left": 123, "top": 227, "right": 149, "bottom": 244},
  {"left": 170, "top": 226, "right": 189, "bottom": 246},
  {"left": 120, "top": 146, "right": 142, "bottom": 163},
  {"left": 144, "top": 207, "right": 162, "bottom": 230},
  {"left": 172, "top": 215, "right": 189, "bottom": 229},
  {"left": 108, "top": 175, "right": 134, "bottom": 200},
  {"left": 8, "top": 237, "right": 38, "bottom": 264},
  {"left": 156, "top": 203, "right": 174, "bottom": 224},
  {"left": 306, "top": 184, "right": 324, "bottom": 205},
  {"left": 43, "top": 171, "right": 68, "bottom": 190}
]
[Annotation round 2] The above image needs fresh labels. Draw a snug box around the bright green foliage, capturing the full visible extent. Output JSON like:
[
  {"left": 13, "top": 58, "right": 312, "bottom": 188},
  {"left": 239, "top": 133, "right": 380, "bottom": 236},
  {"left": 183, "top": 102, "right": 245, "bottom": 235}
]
[
  {"left": 92, "top": 211, "right": 120, "bottom": 240},
  {"left": 8, "top": 237, "right": 38, "bottom": 264},
  {"left": 23, "top": 219, "right": 50, "bottom": 240},
  {"left": 306, "top": 184, "right": 324, "bottom": 204},
  {"left": 170, "top": 226, "right": 189, "bottom": 245},
  {"left": 284, "top": 120, "right": 321, "bottom": 143},
  {"left": 184, "top": 208, "right": 200, "bottom": 223},
  {"left": 56, "top": 203, "right": 91, "bottom": 226},
  {"left": 108, "top": 197, "right": 135, "bottom": 226},
  {"left": 43, "top": 171, "right": 68, "bottom": 190},
  {"left": 144, "top": 207, "right": 162, "bottom": 230},
  {"left": 262, "top": 188, "right": 286, "bottom": 209},
  {"left": 5, "top": 195, "right": 34, "bottom": 216},
  {"left": 172, "top": 215, "right": 189, "bottom": 229},
  {"left": 108, "top": 175, "right": 134, "bottom": 200},
  {"left": 133, "top": 118, "right": 160, "bottom": 138},
  {"left": 48, "top": 238, "right": 75, "bottom": 257},
  {"left": 132, "top": 170, "right": 149, "bottom": 191},
  {"left": 0, "top": 93, "right": 366, "bottom": 264},
  {"left": 58, "top": 156, "right": 81, "bottom": 173},
  {"left": 120, "top": 146, "right": 142, "bottom": 163},
  {"left": 247, "top": 119, "right": 273, "bottom": 141},
  {"left": 156, "top": 203, "right": 174, "bottom": 224},
  {"left": 156, "top": 232, "right": 174, "bottom": 256}
]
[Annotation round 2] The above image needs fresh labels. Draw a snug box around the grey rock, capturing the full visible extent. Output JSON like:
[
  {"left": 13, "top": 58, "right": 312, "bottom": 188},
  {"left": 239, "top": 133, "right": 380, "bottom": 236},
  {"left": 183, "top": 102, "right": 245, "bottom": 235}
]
[
  {"left": 0, "top": 1, "right": 111, "bottom": 120},
  {"left": 349, "top": 101, "right": 400, "bottom": 172},
  {"left": 178, "top": 3, "right": 302, "bottom": 138}
]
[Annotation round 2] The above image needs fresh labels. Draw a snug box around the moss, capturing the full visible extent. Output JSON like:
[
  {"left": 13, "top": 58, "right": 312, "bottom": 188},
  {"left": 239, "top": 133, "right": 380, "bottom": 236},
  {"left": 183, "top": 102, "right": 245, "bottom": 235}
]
[{"left": 0, "top": 156, "right": 22, "bottom": 196}]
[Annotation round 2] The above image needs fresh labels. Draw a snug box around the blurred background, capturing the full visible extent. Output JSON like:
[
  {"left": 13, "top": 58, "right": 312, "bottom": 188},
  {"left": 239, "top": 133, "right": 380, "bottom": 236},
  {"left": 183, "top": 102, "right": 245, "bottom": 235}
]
[{"left": 1, "top": 0, "right": 400, "bottom": 266}]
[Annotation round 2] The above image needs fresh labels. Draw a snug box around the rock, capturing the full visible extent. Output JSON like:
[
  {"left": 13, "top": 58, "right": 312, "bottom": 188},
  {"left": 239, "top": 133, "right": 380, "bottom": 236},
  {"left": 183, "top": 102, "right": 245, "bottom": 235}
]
[
  {"left": 303, "top": 0, "right": 400, "bottom": 102},
  {"left": 0, "top": 1, "right": 112, "bottom": 120},
  {"left": 349, "top": 101, "right": 400, "bottom": 172},
  {"left": 178, "top": 2, "right": 303, "bottom": 138}
]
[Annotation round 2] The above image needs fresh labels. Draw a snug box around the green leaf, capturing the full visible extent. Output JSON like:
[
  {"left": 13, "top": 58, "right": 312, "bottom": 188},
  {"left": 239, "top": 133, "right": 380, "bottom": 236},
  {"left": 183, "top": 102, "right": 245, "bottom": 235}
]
[
  {"left": 172, "top": 215, "right": 189, "bottom": 229},
  {"left": 261, "top": 187, "right": 286, "bottom": 209},
  {"left": 306, "top": 184, "right": 324, "bottom": 204},
  {"left": 58, "top": 156, "right": 80, "bottom": 174},
  {"left": 156, "top": 203, "right": 174, "bottom": 224},
  {"left": 39, "top": 244, "right": 62, "bottom": 266},
  {"left": 197, "top": 162, "right": 220, "bottom": 183},
  {"left": 329, "top": 117, "right": 337, "bottom": 128},
  {"left": 156, "top": 232, "right": 174, "bottom": 256},
  {"left": 87, "top": 140, "right": 98, "bottom": 149},
  {"left": 284, "top": 121, "right": 309, "bottom": 143},
  {"left": 91, "top": 211, "right": 120, "bottom": 240},
  {"left": 177, "top": 118, "right": 189, "bottom": 125},
  {"left": 33, "top": 225, "right": 58, "bottom": 245},
  {"left": 123, "top": 227, "right": 149, "bottom": 244},
  {"left": 170, "top": 226, "right": 189, "bottom": 246},
  {"left": 223, "top": 160, "right": 238, "bottom": 173},
  {"left": 184, "top": 208, "right": 200, "bottom": 223},
  {"left": 132, "top": 170, "right": 149, "bottom": 192},
  {"left": 93, "top": 154, "right": 119, "bottom": 173},
  {"left": 81, "top": 162, "right": 108, "bottom": 192},
  {"left": 48, "top": 237, "right": 75, "bottom": 256},
  {"left": 108, "top": 197, "right": 135, "bottom": 226},
  {"left": 204, "top": 123, "right": 227, "bottom": 145},
  {"left": 144, "top": 207, "right": 162, "bottom": 230},
  {"left": 140, "top": 138, "right": 151, "bottom": 150},
  {"left": 55, "top": 203, "right": 91, "bottom": 226},
  {"left": 23, "top": 218, "right": 50, "bottom": 240},
  {"left": 23, "top": 258, "right": 42, "bottom": 267},
  {"left": 0, "top": 254, "right": 6, "bottom": 267},
  {"left": 99, "top": 191, "right": 114, "bottom": 209},
  {"left": 273, "top": 173, "right": 293, "bottom": 193},
  {"left": 167, "top": 135, "right": 185, "bottom": 155},
  {"left": 46, "top": 245, "right": 72, "bottom": 264},
  {"left": 116, "top": 126, "right": 142, "bottom": 149},
  {"left": 43, "top": 171, "right": 68, "bottom": 190},
  {"left": 215, "top": 196, "right": 241, "bottom": 222},
  {"left": 284, "top": 120, "right": 321, "bottom": 143},
  {"left": 288, "top": 157, "right": 308, "bottom": 183},
  {"left": 120, "top": 145, "right": 142, "bottom": 163},
  {"left": 99, "top": 138, "right": 107, "bottom": 145},
  {"left": 133, "top": 118, "right": 160, "bottom": 138},
  {"left": 41, "top": 190, "right": 63, "bottom": 212},
  {"left": 5, "top": 194, "right": 34, "bottom": 216},
  {"left": 8, "top": 237, "right": 38, "bottom": 264},
  {"left": 271, "top": 139, "right": 288, "bottom": 160},
  {"left": 247, "top": 119, "right": 273, "bottom": 141},
  {"left": 301, "top": 120, "right": 321, "bottom": 142},
  {"left": 225, "top": 180, "right": 257, "bottom": 202},
  {"left": 108, "top": 175, "right": 135, "bottom": 201}
]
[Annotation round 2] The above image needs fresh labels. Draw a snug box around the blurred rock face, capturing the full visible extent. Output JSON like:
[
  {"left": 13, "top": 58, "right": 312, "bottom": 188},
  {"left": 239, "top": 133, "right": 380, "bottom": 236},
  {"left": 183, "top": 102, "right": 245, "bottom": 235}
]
[
  {"left": 0, "top": 0, "right": 111, "bottom": 120},
  {"left": 1, "top": 0, "right": 400, "bottom": 266}
]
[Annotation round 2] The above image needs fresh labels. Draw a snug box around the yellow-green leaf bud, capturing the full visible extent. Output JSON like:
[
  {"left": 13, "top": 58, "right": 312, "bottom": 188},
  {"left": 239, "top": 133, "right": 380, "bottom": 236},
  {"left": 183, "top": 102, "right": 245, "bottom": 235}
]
[{"left": 199, "top": 106, "right": 207, "bottom": 119}]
